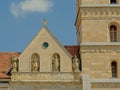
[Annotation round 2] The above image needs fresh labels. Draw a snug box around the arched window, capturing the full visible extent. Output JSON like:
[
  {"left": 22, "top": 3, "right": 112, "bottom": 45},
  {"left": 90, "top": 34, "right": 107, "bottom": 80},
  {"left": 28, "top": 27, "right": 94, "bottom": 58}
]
[
  {"left": 52, "top": 53, "right": 60, "bottom": 72},
  {"left": 110, "top": 25, "right": 117, "bottom": 42},
  {"left": 31, "top": 53, "right": 40, "bottom": 72},
  {"left": 110, "top": 0, "right": 117, "bottom": 4},
  {"left": 111, "top": 61, "right": 117, "bottom": 78}
]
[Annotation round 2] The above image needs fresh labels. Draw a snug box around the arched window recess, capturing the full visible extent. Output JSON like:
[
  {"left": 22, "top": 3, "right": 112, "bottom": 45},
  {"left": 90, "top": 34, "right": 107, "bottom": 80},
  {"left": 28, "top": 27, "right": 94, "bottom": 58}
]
[
  {"left": 31, "top": 53, "right": 40, "bottom": 72},
  {"left": 52, "top": 53, "right": 60, "bottom": 72},
  {"left": 109, "top": 25, "right": 117, "bottom": 42}
]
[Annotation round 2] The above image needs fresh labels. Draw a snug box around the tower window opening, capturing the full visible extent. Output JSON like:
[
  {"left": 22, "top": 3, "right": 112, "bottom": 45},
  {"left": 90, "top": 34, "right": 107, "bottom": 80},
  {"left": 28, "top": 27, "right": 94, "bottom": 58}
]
[
  {"left": 110, "top": 0, "right": 117, "bottom": 4},
  {"left": 110, "top": 25, "right": 117, "bottom": 42},
  {"left": 111, "top": 62, "right": 117, "bottom": 78}
]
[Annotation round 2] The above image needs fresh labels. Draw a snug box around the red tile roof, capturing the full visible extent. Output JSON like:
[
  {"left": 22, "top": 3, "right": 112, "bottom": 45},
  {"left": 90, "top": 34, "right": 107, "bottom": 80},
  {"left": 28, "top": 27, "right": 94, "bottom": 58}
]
[
  {"left": 0, "top": 73, "right": 11, "bottom": 79},
  {"left": 0, "top": 52, "right": 20, "bottom": 79},
  {"left": 64, "top": 45, "right": 80, "bottom": 57}
]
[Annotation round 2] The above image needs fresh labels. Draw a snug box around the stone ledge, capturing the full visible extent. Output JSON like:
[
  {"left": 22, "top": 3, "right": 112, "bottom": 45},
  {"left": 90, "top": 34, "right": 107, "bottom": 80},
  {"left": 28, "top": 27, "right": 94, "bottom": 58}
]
[
  {"left": 80, "top": 42, "right": 120, "bottom": 46},
  {"left": 92, "top": 78, "right": 120, "bottom": 82},
  {"left": 80, "top": 5, "right": 120, "bottom": 8}
]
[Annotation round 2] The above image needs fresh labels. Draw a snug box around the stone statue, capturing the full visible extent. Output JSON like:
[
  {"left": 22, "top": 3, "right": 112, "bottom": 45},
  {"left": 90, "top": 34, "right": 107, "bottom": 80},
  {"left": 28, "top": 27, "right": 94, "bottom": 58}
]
[
  {"left": 11, "top": 56, "right": 19, "bottom": 72},
  {"left": 72, "top": 55, "right": 80, "bottom": 72},
  {"left": 52, "top": 54, "right": 60, "bottom": 72},
  {"left": 31, "top": 55, "right": 39, "bottom": 72}
]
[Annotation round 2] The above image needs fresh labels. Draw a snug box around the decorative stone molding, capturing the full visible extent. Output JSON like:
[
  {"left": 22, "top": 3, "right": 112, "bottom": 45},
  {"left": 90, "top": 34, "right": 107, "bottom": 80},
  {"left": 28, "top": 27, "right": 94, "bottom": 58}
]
[
  {"left": 92, "top": 82, "right": 120, "bottom": 88},
  {"left": 11, "top": 72, "right": 82, "bottom": 82},
  {"left": 92, "top": 79, "right": 120, "bottom": 88},
  {"left": 80, "top": 45, "right": 120, "bottom": 54},
  {"left": 80, "top": 5, "right": 120, "bottom": 19},
  {"left": 81, "top": 49, "right": 120, "bottom": 54},
  {"left": 81, "top": 49, "right": 107, "bottom": 54}
]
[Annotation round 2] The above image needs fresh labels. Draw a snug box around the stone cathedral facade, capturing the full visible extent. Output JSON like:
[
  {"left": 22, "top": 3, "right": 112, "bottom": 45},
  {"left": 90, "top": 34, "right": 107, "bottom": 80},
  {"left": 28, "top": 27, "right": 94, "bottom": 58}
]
[{"left": 1, "top": 0, "right": 120, "bottom": 90}]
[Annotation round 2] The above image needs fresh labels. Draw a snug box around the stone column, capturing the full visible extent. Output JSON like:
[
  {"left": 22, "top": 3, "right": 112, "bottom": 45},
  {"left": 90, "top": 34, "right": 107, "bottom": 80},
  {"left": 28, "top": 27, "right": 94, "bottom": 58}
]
[{"left": 82, "top": 74, "right": 91, "bottom": 90}]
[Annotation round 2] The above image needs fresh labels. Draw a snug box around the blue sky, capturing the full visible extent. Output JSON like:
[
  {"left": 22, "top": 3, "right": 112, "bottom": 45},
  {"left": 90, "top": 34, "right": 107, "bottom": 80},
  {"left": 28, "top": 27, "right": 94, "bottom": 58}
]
[{"left": 0, "top": 0, "right": 76, "bottom": 52}]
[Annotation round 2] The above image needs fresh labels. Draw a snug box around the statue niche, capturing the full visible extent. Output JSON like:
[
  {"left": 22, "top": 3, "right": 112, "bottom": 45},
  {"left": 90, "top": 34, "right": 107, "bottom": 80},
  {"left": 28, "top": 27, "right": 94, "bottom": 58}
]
[
  {"left": 11, "top": 56, "right": 19, "bottom": 72},
  {"left": 31, "top": 53, "right": 40, "bottom": 72},
  {"left": 52, "top": 53, "right": 60, "bottom": 72},
  {"left": 72, "top": 55, "right": 80, "bottom": 72}
]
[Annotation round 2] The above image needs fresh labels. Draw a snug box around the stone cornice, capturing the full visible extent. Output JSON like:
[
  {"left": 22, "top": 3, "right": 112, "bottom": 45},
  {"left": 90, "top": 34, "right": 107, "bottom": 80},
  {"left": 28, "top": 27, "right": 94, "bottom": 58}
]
[
  {"left": 11, "top": 72, "right": 82, "bottom": 82},
  {"left": 92, "top": 82, "right": 120, "bottom": 88},
  {"left": 91, "top": 78, "right": 120, "bottom": 88},
  {"left": 80, "top": 5, "right": 120, "bottom": 19},
  {"left": 80, "top": 5, "right": 120, "bottom": 7},
  {"left": 92, "top": 78, "right": 120, "bottom": 82},
  {"left": 75, "top": 5, "right": 120, "bottom": 29},
  {"left": 80, "top": 42, "right": 120, "bottom": 46},
  {"left": 80, "top": 43, "right": 120, "bottom": 54}
]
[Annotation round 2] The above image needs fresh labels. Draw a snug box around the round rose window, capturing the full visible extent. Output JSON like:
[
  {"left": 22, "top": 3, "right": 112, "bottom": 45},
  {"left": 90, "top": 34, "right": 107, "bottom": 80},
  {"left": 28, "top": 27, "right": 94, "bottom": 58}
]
[{"left": 43, "top": 42, "right": 49, "bottom": 48}]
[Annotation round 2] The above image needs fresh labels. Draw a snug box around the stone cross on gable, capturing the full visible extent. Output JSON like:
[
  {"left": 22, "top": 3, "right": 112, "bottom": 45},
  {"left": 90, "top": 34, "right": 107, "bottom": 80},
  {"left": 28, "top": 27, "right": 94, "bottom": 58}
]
[{"left": 43, "top": 19, "right": 47, "bottom": 26}]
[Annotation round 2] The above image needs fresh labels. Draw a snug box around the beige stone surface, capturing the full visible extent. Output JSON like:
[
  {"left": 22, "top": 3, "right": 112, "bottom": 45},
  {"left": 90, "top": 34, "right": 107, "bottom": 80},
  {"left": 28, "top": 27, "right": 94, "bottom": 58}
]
[
  {"left": 19, "top": 27, "right": 72, "bottom": 72},
  {"left": 76, "top": 0, "right": 120, "bottom": 80},
  {"left": 76, "top": 5, "right": 120, "bottom": 43},
  {"left": 81, "top": 45, "right": 120, "bottom": 79},
  {"left": 9, "top": 81, "right": 82, "bottom": 90}
]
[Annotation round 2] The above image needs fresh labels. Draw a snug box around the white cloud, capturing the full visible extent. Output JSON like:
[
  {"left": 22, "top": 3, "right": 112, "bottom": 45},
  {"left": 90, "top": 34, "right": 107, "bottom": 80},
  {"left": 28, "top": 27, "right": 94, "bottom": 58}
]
[{"left": 10, "top": 0, "right": 53, "bottom": 17}]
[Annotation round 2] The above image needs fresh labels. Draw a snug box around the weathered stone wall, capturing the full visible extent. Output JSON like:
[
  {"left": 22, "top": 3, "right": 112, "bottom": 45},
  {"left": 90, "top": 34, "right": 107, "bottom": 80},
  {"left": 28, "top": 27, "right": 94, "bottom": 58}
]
[
  {"left": 9, "top": 82, "right": 82, "bottom": 90},
  {"left": 91, "top": 82, "right": 120, "bottom": 90},
  {"left": 77, "top": 6, "right": 120, "bottom": 43},
  {"left": 81, "top": 44, "right": 120, "bottom": 79},
  {"left": 82, "top": 74, "right": 120, "bottom": 90}
]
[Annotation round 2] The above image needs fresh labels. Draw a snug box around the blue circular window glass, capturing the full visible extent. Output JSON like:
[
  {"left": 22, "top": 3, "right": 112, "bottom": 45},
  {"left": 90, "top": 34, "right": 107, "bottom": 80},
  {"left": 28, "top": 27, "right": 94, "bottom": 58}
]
[{"left": 43, "top": 42, "right": 49, "bottom": 48}]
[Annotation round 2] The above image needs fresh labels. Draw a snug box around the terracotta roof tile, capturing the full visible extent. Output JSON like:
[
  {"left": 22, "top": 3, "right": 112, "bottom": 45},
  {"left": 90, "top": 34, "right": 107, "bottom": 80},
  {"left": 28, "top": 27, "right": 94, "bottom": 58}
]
[
  {"left": 64, "top": 45, "right": 80, "bottom": 57},
  {"left": 0, "top": 73, "right": 11, "bottom": 79},
  {"left": 0, "top": 52, "right": 20, "bottom": 79}
]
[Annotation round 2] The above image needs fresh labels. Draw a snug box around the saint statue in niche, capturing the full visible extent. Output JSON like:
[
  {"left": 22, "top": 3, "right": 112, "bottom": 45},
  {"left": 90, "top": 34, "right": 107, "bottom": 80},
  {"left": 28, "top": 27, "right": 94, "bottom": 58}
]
[
  {"left": 11, "top": 56, "right": 19, "bottom": 72},
  {"left": 31, "top": 54, "right": 40, "bottom": 72},
  {"left": 72, "top": 55, "right": 80, "bottom": 72},
  {"left": 52, "top": 54, "right": 60, "bottom": 72}
]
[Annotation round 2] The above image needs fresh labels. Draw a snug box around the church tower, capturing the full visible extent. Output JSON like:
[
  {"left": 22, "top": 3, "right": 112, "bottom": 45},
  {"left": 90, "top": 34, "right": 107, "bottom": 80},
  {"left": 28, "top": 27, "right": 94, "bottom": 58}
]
[
  {"left": 75, "top": 0, "right": 120, "bottom": 79},
  {"left": 76, "top": 0, "right": 120, "bottom": 44}
]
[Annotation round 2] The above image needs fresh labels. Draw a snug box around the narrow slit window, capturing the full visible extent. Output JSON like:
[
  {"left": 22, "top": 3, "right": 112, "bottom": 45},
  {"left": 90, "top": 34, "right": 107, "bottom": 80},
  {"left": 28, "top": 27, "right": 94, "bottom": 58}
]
[
  {"left": 110, "top": 0, "right": 117, "bottom": 4},
  {"left": 111, "top": 62, "right": 117, "bottom": 78}
]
